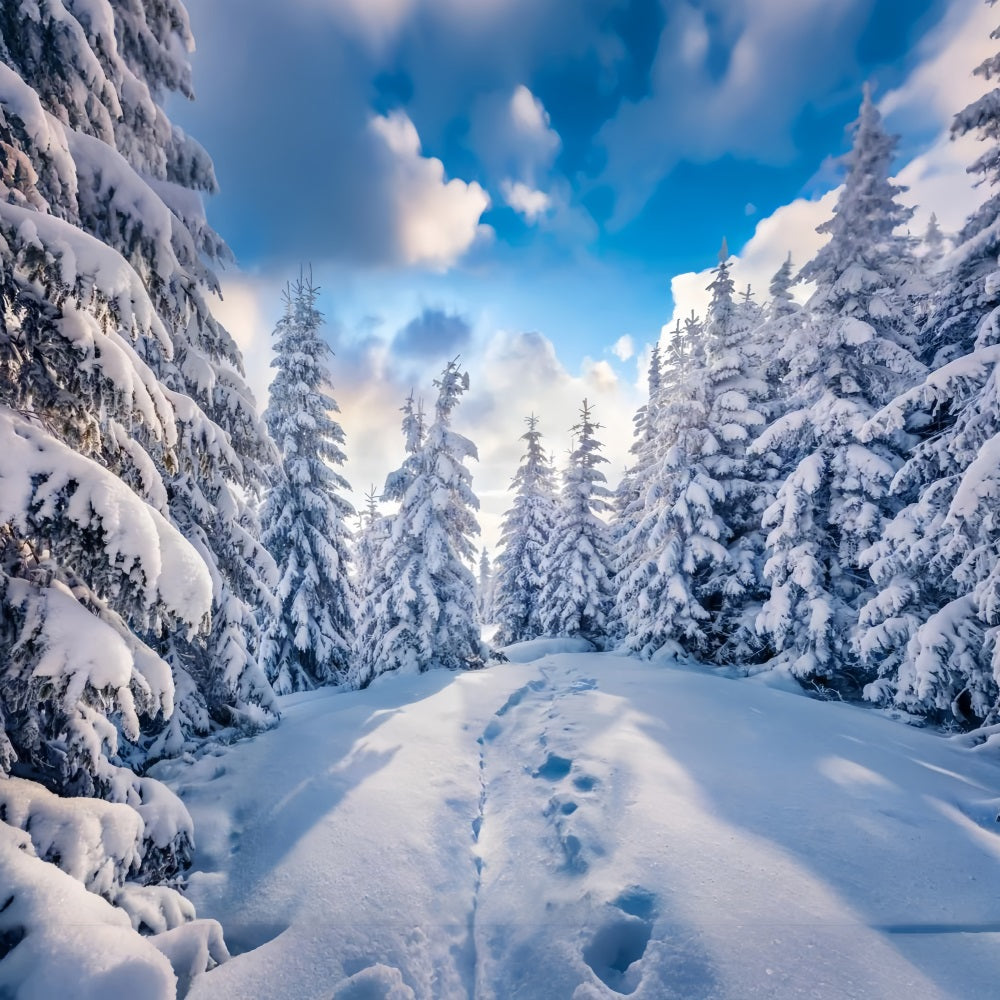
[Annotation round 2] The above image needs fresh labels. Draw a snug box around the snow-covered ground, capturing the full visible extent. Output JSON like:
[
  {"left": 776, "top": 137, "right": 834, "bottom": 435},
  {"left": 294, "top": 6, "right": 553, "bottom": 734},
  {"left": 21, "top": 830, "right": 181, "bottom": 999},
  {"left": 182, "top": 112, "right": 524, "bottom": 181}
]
[{"left": 155, "top": 643, "right": 1000, "bottom": 999}]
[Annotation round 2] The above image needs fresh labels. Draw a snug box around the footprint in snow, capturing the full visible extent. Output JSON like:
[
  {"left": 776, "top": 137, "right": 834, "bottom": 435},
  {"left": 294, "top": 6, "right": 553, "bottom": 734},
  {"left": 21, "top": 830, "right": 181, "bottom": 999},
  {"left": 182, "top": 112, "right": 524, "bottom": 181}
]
[
  {"left": 533, "top": 754, "right": 573, "bottom": 781},
  {"left": 582, "top": 888, "right": 658, "bottom": 995}
]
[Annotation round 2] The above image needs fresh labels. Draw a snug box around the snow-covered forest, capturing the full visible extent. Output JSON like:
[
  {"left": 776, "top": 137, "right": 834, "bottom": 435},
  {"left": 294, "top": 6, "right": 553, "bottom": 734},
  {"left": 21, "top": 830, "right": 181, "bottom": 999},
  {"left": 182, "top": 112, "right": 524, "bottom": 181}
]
[{"left": 3, "top": 1, "right": 1000, "bottom": 997}]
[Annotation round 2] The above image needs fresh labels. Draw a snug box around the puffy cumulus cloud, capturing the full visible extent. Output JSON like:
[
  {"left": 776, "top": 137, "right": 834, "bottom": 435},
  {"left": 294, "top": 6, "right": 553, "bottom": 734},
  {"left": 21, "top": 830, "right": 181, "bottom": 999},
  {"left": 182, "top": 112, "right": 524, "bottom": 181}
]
[
  {"left": 391, "top": 306, "right": 472, "bottom": 359},
  {"left": 470, "top": 85, "right": 561, "bottom": 189},
  {"left": 509, "top": 84, "right": 561, "bottom": 155},
  {"left": 596, "top": 0, "right": 886, "bottom": 226},
  {"left": 610, "top": 334, "right": 634, "bottom": 361},
  {"left": 501, "top": 180, "right": 552, "bottom": 222},
  {"left": 370, "top": 111, "right": 492, "bottom": 270}
]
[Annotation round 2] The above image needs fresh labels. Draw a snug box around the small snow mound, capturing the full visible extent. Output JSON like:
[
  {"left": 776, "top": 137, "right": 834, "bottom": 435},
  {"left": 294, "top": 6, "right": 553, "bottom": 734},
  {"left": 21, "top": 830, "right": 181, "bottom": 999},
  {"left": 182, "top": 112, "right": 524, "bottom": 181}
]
[
  {"left": 332, "top": 964, "right": 416, "bottom": 999},
  {"left": 502, "top": 637, "right": 595, "bottom": 662}
]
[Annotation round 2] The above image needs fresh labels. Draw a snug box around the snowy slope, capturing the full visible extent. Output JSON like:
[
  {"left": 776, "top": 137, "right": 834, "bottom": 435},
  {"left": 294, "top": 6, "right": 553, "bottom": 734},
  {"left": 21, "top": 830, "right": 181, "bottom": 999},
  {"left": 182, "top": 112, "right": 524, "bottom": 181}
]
[{"left": 156, "top": 644, "right": 1000, "bottom": 999}]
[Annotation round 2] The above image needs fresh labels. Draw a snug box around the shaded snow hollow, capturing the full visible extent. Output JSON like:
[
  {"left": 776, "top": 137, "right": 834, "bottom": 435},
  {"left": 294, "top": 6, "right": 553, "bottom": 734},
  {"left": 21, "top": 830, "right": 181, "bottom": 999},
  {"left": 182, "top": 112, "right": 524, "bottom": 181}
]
[{"left": 156, "top": 643, "right": 1000, "bottom": 998}]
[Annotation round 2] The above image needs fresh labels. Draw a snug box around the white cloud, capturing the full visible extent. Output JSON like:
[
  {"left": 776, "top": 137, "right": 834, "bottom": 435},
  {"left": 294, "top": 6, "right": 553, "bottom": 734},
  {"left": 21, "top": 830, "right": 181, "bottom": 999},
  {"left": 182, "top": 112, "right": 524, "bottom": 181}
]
[
  {"left": 501, "top": 179, "right": 552, "bottom": 222},
  {"left": 471, "top": 84, "right": 561, "bottom": 189},
  {"left": 510, "top": 84, "right": 559, "bottom": 149},
  {"left": 369, "top": 111, "right": 492, "bottom": 270},
  {"left": 880, "top": 0, "right": 996, "bottom": 133},
  {"left": 611, "top": 334, "right": 634, "bottom": 361},
  {"left": 895, "top": 129, "right": 982, "bottom": 238}
]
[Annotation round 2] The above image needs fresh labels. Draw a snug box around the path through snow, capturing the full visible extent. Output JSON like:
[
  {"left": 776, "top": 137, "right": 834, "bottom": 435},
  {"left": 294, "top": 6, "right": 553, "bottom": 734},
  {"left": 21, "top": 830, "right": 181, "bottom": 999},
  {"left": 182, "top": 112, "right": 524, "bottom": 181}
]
[{"left": 155, "top": 644, "right": 1000, "bottom": 998}]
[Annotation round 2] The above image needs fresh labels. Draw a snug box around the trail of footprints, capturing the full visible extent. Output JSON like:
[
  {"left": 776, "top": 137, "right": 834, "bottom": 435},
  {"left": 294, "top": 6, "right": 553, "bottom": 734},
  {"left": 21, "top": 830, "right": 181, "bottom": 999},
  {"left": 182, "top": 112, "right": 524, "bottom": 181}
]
[{"left": 475, "top": 667, "right": 659, "bottom": 996}]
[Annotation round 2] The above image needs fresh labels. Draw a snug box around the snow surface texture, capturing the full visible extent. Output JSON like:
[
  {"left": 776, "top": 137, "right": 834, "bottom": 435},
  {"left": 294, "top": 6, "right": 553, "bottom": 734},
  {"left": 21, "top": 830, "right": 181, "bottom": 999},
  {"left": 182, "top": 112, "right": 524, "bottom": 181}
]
[{"left": 156, "top": 645, "right": 1000, "bottom": 999}]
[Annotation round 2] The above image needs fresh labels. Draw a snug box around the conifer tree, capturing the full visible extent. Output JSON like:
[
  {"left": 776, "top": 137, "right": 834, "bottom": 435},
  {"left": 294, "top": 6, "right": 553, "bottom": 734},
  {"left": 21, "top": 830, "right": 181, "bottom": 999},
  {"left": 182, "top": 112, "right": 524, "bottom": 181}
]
[
  {"left": 922, "top": 213, "right": 947, "bottom": 270},
  {"left": 354, "top": 486, "right": 387, "bottom": 626},
  {"left": 493, "top": 415, "right": 559, "bottom": 645},
  {"left": 478, "top": 548, "right": 495, "bottom": 624},
  {"left": 616, "top": 324, "right": 725, "bottom": 658},
  {"left": 260, "top": 275, "right": 356, "bottom": 694},
  {"left": 353, "top": 363, "right": 482, "bottom": 685},
  {"left": 768, "top": 254, "right": 797, "bottom": 320},
  {"left": 0, "top": 0, "right": 280, "bottom": 756},
  {"left": 698, "top": 243, "right": 771, "bottom": 662},
  {"left": 613, "top": 343, "right": 664, "bottom": 564},
  {"left": 0, "top": 0, "right": 247, "bottom": 986},
  {"left": 752, "top": 87, "right": 925, "bottom": 690},
  {"left": 538, "top": 401, "right": 614, "bottom": 642},
  {"left": 858, "top": 1, "right": 1000, "bottom": 724}
]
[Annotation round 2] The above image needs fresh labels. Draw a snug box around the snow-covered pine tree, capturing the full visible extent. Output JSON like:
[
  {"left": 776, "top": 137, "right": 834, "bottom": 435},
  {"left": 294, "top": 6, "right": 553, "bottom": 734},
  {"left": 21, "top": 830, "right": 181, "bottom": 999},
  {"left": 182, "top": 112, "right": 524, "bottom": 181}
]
[
  {"left": 768, "top": 254, "right": 797, "bottom": 320},
  {"left": 538, "top": 400, "right": 615, "bottom": 643},
  {"left": 1, "top": 0, "right": 239, "bottom": 988},
  {"left": 616, "top": 322, "right": 726, "bottom": 658},
  {"left": 354, "top": 485, "right": 387, "bottom": 631},
  {"left": 1, "top": 0, "right": 279, "bottom": 760},
  {"left": 352, "top": 398, "right": 424, "bottom": 688},
  {"left": 353, "top": 363, "right": 483, "bottom": 685},
  {"left": 697, "top": 242, "right": 772, "bottom": 663},
  {"left": 612, "top": 342, "right": 664, "bottom": 589},
  {"left": 858, "top": 1, "right": 1000, "bottom": 725},
  {"left": 492, "top": 414, "right": 559, "bottom": 646},
  {"left": 751, "top": 87, "right": 925, "bottom": 691},
  {"left": 478, "top": 548, "right": 495, "bottom": 624},
  {"left": 260, "top": 274, "right": 356, "bottom": 695},
  {"left": 922, "top": 213, "right": 948, "bottom": 271},
  {"left": 924, "top": 9, "right": 1000, "bottom": 369}
]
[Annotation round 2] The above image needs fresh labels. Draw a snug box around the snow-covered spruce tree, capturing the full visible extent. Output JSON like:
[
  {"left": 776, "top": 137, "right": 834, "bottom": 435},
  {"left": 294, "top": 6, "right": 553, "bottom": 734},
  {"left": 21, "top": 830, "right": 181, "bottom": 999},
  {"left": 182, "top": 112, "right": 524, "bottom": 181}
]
[
  {"left": 613, "top": 342, "right": 663, "bottom": 554},
  {"left": 697, "top": 243, "right": 773, "bottom": 663},
  {"left": 611, "top": 343, "right": 667, "bottom": 646},
  {"left": 477, "top": 547, "right": 495, "bottom": 624},
  {"left": 921, "top": 213, "right": 948, "bottom": 272},
  {"left": 616, "top": 323, "right": 726, "bottom": 658},
  {"left": 353, "top": 364, "right": 483, "bottom": 685},
  {"left": 539, "top": 400, "right": 615, "bottom": 643},
  {"left": 354, "top": 485, "right": 387, "bottom": 626},
  {"left": 492, "top": 414, "right": 559, "bottom": 645},
  {"left": 259, "top": 275, "right": 356, "bottom": 695},
  {"left": 1, "top": 0, "right": 279, "bottom": 759},
  {"left": 0, "top": 0, "right": 238, "bottom": 988},
  {"left": 858, "top": 1, "right": 1000, "bottom": 725},
  {"left": 751, "top": 87, "right": 925, "bottom": 691},
  {"left": 351, "top": 397, "right": 424, "bottom": 689}
]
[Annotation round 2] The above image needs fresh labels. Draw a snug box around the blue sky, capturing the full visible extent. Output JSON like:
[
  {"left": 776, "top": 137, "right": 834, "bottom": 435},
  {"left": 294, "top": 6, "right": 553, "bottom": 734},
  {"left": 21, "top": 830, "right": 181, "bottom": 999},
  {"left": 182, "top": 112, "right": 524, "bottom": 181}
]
[
  {"left": 175, "top": 0, "right": 993, "bottom": 547},
  {"left": 178, "top": 0, "right": 959, "bottom": 362}
]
